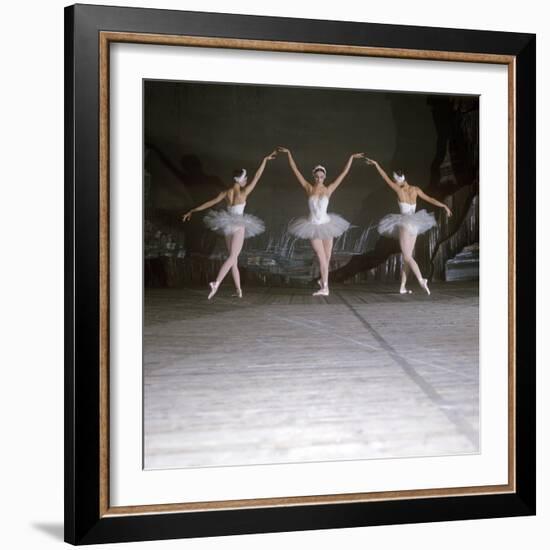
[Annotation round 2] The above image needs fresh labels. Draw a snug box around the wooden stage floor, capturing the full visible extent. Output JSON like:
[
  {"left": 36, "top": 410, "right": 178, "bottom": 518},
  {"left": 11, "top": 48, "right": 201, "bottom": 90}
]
[{"left": 143, "top": 282, "right": 479, "bottom": 469}]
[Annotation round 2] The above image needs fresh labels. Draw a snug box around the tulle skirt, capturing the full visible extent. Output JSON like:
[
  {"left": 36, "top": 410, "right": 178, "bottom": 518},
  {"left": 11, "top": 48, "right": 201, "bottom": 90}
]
[
  {"left": 288, "top": 213, "right": 351, "bottom": 240},
  {"left": 203, "top": 210, "right": 265, "bottom": 238},
  {"left": 377, "top": 210, "right": 436, "bottom": 239}
]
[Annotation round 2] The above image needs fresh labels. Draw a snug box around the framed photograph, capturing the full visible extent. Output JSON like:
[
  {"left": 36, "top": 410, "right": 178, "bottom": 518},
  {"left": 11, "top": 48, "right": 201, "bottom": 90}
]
[{"left": 64, "top": 3, "right": 536, "bottom": 545}]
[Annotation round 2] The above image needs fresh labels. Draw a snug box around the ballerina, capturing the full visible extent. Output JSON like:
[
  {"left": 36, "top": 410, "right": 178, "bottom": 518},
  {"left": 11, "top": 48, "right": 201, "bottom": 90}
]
[
  {"left": 278, "top": 147, "right": 364, "bottom": 296},
  {"left": 365, "top": 158, "right": 452, "bottom": 295},
  {"left": 182, "top": 150, "right": 277, "bottom": 299}
]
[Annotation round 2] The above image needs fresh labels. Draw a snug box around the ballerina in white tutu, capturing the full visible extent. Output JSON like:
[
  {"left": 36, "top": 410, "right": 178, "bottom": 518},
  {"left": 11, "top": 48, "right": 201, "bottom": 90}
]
[
  {"left": 366, "top": 158, "right": 452, "bottom": 295},
  {"left": 182, "top": 150, "right": 277, "bottom": 299},
  {"left": 278, "top": 146, "right": 364, "bottom": 296}
]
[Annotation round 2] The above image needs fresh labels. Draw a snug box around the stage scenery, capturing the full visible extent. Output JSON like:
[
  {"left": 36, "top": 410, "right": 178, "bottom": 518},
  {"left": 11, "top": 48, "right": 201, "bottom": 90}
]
[{"left": 143, "top": 79, "right": 479, "bottom": 470}]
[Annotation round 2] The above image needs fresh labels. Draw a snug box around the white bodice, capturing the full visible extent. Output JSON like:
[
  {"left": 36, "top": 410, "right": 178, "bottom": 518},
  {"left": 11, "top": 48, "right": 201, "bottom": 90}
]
[
  {"left": 228, "top": 202, "right": 246, "bottom": 215},
  {"left": 308, "top": 195, "right": 330, "bottom": 225},
  {"left": 398, "top": 201, "right": 416, "bottom": 214}
]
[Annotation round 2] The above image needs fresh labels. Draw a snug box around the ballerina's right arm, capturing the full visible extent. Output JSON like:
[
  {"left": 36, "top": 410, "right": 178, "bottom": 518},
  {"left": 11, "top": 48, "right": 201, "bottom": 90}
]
[
  {"left": 415, "top": 188, "right": 453, "bottom": 217},
  {"left": 277, "top": 147, "right": 312, "bottom": 194},
  {"left": 181, "top": 191, "right": 227, "bottom": 222},
  {"left": 365, "top": 158, "right": 401, "bottom": 193}
]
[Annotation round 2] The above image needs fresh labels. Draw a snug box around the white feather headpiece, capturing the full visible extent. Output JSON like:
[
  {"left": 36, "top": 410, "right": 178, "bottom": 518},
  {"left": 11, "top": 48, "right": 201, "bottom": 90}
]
[
  {"left": 393, "top": 171, "right": 405, "bottom": 184},
  {"left": 233, "top": 169, "right": 247, "bottom": 183}
]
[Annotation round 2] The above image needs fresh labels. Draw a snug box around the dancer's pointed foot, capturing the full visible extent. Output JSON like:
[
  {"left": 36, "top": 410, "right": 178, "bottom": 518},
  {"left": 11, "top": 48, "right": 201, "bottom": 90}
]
[
  {"left": 207, "top": 281, "right": 219, "bottom": 300},
  {"left": 313, "top": 285, "right": 329, "bottom": 297},
  {"left": 232, "top": 288, "right": 243, "bottom": 298},
  {"left": 420, "top": 278, "right": 430, "bottom": 295}
]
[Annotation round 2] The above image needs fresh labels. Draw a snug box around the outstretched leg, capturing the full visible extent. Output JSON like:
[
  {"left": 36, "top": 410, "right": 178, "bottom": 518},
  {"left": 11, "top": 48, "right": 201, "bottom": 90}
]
[
  {"left": 225, "top": 234, "right": 242, "bottom": 296},
  {"left": 208, "top": 227, "right": 245, "bottom": 299},
  {"left": 398, "top": 228, "right": 430, "bottom": 295},
  {"left": 310, "top": 238, "right": 329, "bottom": 295}
]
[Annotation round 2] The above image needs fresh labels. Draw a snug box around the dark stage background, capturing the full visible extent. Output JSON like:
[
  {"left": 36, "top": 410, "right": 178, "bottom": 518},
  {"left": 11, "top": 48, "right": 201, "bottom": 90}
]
[{"left": 144, "top": 80, "right": 479, "bottom": 288}]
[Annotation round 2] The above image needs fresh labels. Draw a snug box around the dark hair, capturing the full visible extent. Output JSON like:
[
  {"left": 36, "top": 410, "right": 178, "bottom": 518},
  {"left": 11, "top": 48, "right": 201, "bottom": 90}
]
[{"left": 393, "top": 169, "right": 405, "bottom": 178}]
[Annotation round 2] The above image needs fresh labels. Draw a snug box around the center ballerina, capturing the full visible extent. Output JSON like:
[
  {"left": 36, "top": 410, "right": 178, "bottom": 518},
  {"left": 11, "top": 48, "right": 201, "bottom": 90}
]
[
  {"left": 289, "top": 195, "right": 350, "bottom": 241},
  {"left": 278, "top": 147, "right": 364, "bottom": 296}
]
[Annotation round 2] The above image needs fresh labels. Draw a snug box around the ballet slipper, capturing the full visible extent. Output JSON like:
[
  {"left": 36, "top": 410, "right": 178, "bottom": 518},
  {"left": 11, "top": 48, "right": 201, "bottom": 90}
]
[
  {"left": 400, "top": 288, "right": 412, "bottom": 295},
  {"left": 313, "top": 285, "right": 329, "bottom": 297},
  {"left": 207, "top": 281, "right": 219, "bottom": 300},
  {"left": 420, "top": 278, "right": 430, "bottom": 295},
  {"left": 232, "top": 288, "right": 243, "bottom": 298}
]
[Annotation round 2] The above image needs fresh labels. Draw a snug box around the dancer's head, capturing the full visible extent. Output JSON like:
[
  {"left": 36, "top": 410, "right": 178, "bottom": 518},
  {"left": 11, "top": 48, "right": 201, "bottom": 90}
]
[
  {"left": 392, "top": 169, "right": 406, "bottom": 186},
  {"left": 312, "top": 165, "right": 327, "bottom": 185},
  {"left": 233, "top": 168, "right": 247, "bottom": 186}
]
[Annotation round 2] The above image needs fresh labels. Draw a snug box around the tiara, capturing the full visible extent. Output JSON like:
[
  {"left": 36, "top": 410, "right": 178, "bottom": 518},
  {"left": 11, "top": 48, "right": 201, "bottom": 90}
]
[{"left": 312, "top": 165, "right": 327, "bottom": 175}]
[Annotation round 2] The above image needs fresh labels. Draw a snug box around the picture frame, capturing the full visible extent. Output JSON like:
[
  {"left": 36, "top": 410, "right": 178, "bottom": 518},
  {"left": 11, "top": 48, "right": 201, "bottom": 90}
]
[{"left": 64, "top": 3, "right": 536, "bottom": 545}]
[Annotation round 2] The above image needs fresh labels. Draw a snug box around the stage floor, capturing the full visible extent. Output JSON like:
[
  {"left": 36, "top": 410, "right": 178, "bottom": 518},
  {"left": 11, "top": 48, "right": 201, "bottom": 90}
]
[{"left": 144, "top": 282, "right": 479, "bottom": 469}]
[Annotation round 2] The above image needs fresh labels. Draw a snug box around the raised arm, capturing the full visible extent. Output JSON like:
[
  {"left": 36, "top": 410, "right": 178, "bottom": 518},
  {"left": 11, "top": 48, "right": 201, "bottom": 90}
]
[
  {"left": 277, "top": 147, "right": 312, "bottom": 194},
  {"left": 365, "top": 158, "right": 401, "bottom": 193},
  {"left": 326, "top": 153, "right": 364, "bottom": 194},
  {"left": 181, "top": 191, "right": 227, "bottom": 222},
  {"left": 415, "top": 188, "right": 452, "bottom": 217},
  {"left": 242, "top": 150, "right": 277, "bottom": 197}
]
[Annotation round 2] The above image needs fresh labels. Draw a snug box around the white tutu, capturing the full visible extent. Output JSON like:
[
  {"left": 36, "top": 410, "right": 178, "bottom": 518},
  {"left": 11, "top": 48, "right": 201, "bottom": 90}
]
[
  {"left": 377, "top": 202, "right": 436, "bottom": 238},
  {"left": 288, "top": 213, "right": 350, "bottom": 240},
  {"left": 288, "top": 195, "right": 351, "bottom": 240},
  {"left": 203, "top": 202, "right": 265, "bottom": 238}
]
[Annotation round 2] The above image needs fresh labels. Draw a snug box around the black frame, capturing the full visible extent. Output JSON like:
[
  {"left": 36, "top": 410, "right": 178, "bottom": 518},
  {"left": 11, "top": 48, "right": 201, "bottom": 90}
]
[{"left": 64, "top": 3, "right": 536, "bottom": 545}]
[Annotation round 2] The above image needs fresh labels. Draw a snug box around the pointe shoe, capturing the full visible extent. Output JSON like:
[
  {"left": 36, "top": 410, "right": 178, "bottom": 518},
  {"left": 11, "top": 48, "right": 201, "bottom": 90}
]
[
  {"left": 313, "top": 285, "right": 329, "bottom": 297},
  {"left": 232, "top": 288, "right": 243, "bottom": 298},
  {"left": 207, "top": 281, "right": 219, "bottom": 300},
  {"left": 400, "top": 288, "right": 413, "bottom": 295},
  {"left": 420, "top": 278, "right": 431, "bottom": 296}
]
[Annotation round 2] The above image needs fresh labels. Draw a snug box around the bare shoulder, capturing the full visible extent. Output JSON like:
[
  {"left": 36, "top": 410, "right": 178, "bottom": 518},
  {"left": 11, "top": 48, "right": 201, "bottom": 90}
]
[{"left": 303, "top": 182, "right": 314, "bottom": 194}]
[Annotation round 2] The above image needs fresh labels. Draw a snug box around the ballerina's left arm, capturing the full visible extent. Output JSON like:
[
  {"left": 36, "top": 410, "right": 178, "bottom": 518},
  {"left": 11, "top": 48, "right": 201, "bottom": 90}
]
[
  {"left": 242, "top": 150, "right": 277, "bottom": 198},
  {"left": 415, "top": 187, "right": 453, "bottom": 217},
  {"left": 326, "top": 153, "right": 364, "bottom": 194}
]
